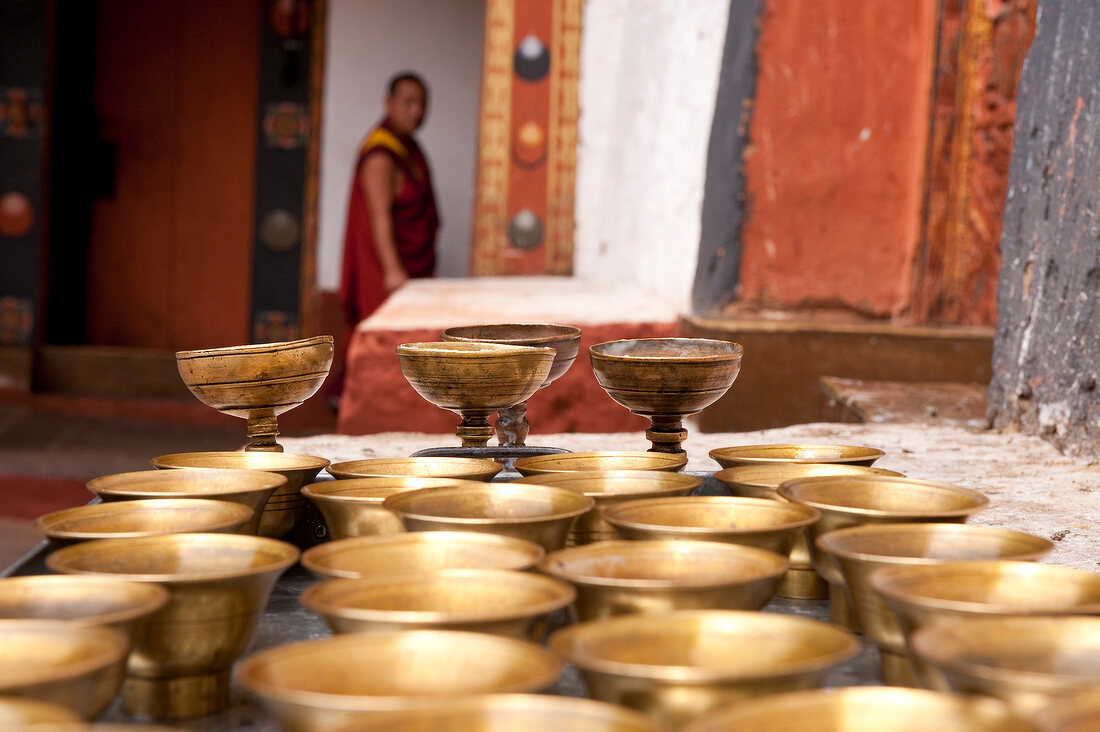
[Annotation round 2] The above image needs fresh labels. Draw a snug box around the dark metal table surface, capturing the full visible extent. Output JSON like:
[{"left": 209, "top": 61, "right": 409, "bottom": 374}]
[{"left": 3, "top": 471, "right": 883, "bottom": 730}]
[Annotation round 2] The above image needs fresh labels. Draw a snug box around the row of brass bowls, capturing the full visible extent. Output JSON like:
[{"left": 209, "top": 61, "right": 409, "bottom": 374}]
[
  {"left": 151, "top": 451, "right": 330, "bottom": 538},
  {"left": 35, "top": 498, "right": 254, "bottom": 547},
  {"left": 86, "top": 468, "right": 286, "bottom": 536},
  {"left": 512, "top": 470, "right": 701, "bottom": 544},
  {"left": 537, "top": 540, "right": 788, "bottom": 620},
  {"left": 549, "top": 609, "right": 860, "bottom": 730},
  {"left": 715, "top": 462, "right": 903, "bottom": 599},
  {"left": 777, "top": 475, "right": 991, "bottom": 629},
  {"left": 235, "top": 630, "right": 563, "bottom": 732},
  {"left": 327, "top": 456, "right": 504, "bottom": 481},
  {"left": 44, "top": 532, "right": 299, "bottom": 719},
  {"left": 0, "top": 619, "right": 130, "bottom": 720},
  {"left": 680, "top": 686, "right": 1032, "bottom": 732},
  {"left": 301, "top": 532, "right": 546, "bottom": 580},
  {"left": 815, "top": 523, "right": 1056, "bottom": 685},
  {"left": 301, "top": 568, "right": 575, "bottom": 640}
]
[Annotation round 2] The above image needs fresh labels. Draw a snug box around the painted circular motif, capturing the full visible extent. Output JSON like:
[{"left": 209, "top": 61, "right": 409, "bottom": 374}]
[
  {"left": 259, "top": 209, "right": 301, "bottom": 252},
  {"left": 514, "top": 34, "right": 550, "bottom": 82},
  {"left": 0, "top": 192, "right": 33, "bottom": 237},
  {"left": 508, "top": 209, "right": 544, "bottom": 251},
  {"left": 269, "top": 0, "right": 310, "bottom": 39},
  {"left": 513, "top": 121, "right": 546, "bottom": 167}
]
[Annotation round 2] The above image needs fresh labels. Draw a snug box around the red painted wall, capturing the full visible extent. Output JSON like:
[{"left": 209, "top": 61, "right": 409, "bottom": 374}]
[{"left": 739, "top": 0, "right": 938, "bottom": 317}]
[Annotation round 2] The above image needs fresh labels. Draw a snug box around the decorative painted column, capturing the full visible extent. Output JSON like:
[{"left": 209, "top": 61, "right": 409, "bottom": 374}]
[{"left": 471, "top": 0, "right": 581, "bottom": 275}]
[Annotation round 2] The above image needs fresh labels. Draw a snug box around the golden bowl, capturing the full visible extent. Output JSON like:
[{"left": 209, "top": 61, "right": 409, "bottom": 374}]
[
  {"left": 236, "top": 630, "right": 562, "bottom": 732},
  {"left": 35, "top": 498, "right": 254, "bottom": 547},
  {"left": 715, "top": 463, "right": 904, "bottom": 600},
  {"left": 816, "top": 523, "right": 1054, "bottom": 685},
  {"left": 0, "top": 697, "right": 84, "bottom": 725},
  {"left": 681, "top": 686, "right": 1032, "bottom": 732},
  {"left": 176, "top": 335, "right": 334, "bottom": 452},
  {"left": 302, "top": 477, "right": 486, "bottom": 540},
  {"left": 710, "top": 443, "right": 886, "bottom": 468},
  {"left": 0, "top": 619, "right": 129, "bottom": 720},
  {"left": 1032, "top": 689, "right": 1100, "bottom": 732},
  {"left": 300, "top": 531, "right": 546, "bottom": 581},
  {"left": 46, "top": 533, "right": 299, "bottom": 719},
  {"left": 150, "top": 451, "right": 330, "bottom": 539},
  {"left": 382, "top": 483, "right": 594, "bottom": 552},
  {"left": 85, "top": 468, "right": 286, "bottom": 535},
  {"left": 332, "top": 693, "right": 662, "bottom": 732},
  {"left": 777, "top": 476, "right": 990, "bottom": 630},
  {"left": 589, "top": 338, "right": 743, "bottom": 454},
  {"left": 327, "top": 457, "right": 504, "bottom": 482},
  {"left": 512, "top": 451, "right": 688, "bottom": 475},
  {"left": 539, "top": 539, "right": 788, "bottom": 621},
  {"left": 911, "top": 616, "right": 1100, "bottom": 717},
  {"left": 0, "top": 575, "right": 169, "bottom": 643},
  {"left": 301, "top": 568, "right": 575, "bottom": 640},
  {"left": 512, "top": 470, "right": 701, "bottom": 545},
  {"left": 548, "top": 609, "right": 859, "bottom": 729},
  {"left": 396, "top": 341, "right": 555, "bottom": 448},
  {"left": 868, "top": 560, "right": 1100, "bottom": 689},
  {"left": 600, "top": 495, "right": 819, "bottom": 556}
]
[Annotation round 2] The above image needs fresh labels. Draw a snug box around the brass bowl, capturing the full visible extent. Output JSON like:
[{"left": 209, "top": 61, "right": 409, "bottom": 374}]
[
  {"left": 327, "top": 457, "right": 504, "bottom": 482},
  {"left": 600, "top": 495, "right": 819, "bottom": 556},
  {"left": 911, "top": 616, "right": 1100, "bottom": 717},
  {"left": 176, "top": 335, "right": 334, "bottom": 452},
  {"left": 235, "top": 630, "right": 562, "bottom": 732},
  {"left": 85, "top": 468, "right": 286, "bottom": 535},
  {"left": 715, "top": 463, "right": 904, "bottom": 600},
  {"left": 440, "top": 324, "right": 582, "bottom": 447},
  {"left": 0, "top": 697, "right": 84, "bottom": 725},
  {"left": 332, "top": 694, "right": 662, "bottom": 732},
  {"left": 0, "top": 619, "right": 130, "bottom": 720},
  {"left": 150, "top": 451, "right": 330, "bottom": 539},
  {"left": 681, "top": 686, "right": 1032, "bottom": 732},
  {"left": 0, "top": 575, "right": 169, "bottom": 642},
  {"left": 300, "top": 531, "right": 546, "bottom": 581},
  {"left": 710, "top": 443, "right": 886, "bottom": 468},
  {"left": 302, "top": 477, "right": 486, "bottom": 540},
  {"left": 396, "top": 341, "right": 555, "bottom": 448},
  {"left": 548, "top": 609, "right": 859, "bottom": 729},
  {"left": 816, "top": 523, "right": 1054, "bottom": 685},
  {"left": 46, "top": 533, "right": 299, "bottom": 719},
  {"left": 301, "top": 568, "right": 575, "bottom": 640},
  {"left": 777, "top": 476, "right": 989, "bottom": 630},
  {"left": 512, "top": 451, "right": 688, "bottom": 475},
  {"left": 382, "top": 483, "right": 594, "bottom": 552},
  {"left": 35, "top": 498, "right": 254, "bottom": 547},
  {"left": 512, "top": 470, "right": 701, "bottom": 545},
  {"left": 538, "top": 540, "right": 788, "bottom": 621},
  {"left": 1032, "top": 689, "right": 1100, "bottom": 732},
  {"left": 589, "top": 338, "right": 743, "bottom": 454},
  {"left": 867, "top": 560, "right": 1100, "bottom": 689}
]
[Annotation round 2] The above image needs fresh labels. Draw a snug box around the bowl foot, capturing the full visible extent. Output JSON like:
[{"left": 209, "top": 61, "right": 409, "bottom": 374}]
[
  {"left": 776, "top": 566, "right": 829, "bottom": 600},
  {"left": 122, "top": 669, "right": 231, "bottom": 719}
]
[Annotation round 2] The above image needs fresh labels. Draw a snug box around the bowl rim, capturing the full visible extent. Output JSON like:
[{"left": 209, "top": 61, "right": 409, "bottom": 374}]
[
  {"left": 300, "top": 568, "right": 576, "bottom": 624},
  {"left": 0, "top": 619, "right": 131, "bottom": 689},
  {"left": 588, "top": 337, "right": 744, "bottom": 362},
  {"left": 396, "top": 341, "right": 557, "bottom": 358},
  {"left": 326, "top": 457, "right": 504, "bottom": 480},
  {"left": 150, "top": 451, "right": 331, "bottom": 472},
  {"left": 709, "top": 444, "right": 886, "bottom": 465},
  {"left": 537, "top": 539, "right": 789, "bottom": 589},
  {"left": 814, "top": 522, "right": 1054, "bottom": 564},
  {"left": 440, "top": 323, "right": 582, "bottom": 346},
  {"left": 45, "top": 532, "right": 301, "bottom": 583},
  {"left": 87, "top": 468, "right": 288, "bottom": 498},
  {"left": 0, "top": 575, "right": 171, "bottom": 626},
  {"left": 599, "top": 495, "right": 821, "bottom": 535},
  {"left": 512, "top": 469, "right": 701, "bottom": 496},
  {"left": 175, "top": 335, "right": 333, "bottom": 360},
  {"left": 35, "top": 497, "right": 256, "bottom": 540},
  {"left": 714, "top": 465, "right": 903, "bottom": 489},
  {"left": 512, "top": 451, "right": 688, "bottom": 475},
  {"left": 548, "top": 609, "right": 859, "bottom": 681},
  {"left": 776, "top": 475, "right": 989, "bottom": 518},
  {"left": 382, "top": 483, "right": 595, "bottom": 525}
]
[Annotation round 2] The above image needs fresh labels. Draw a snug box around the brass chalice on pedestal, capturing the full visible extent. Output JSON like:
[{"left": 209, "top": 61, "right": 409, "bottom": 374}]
[
  {"left": 439, "top": 324, "right": 581, "bottom": 447},
  {"left": 175, "top": 336, "right": 334, "bottom": 452},
  {"left": 589, "top": 338, "right": 743, "bottom": 454}
]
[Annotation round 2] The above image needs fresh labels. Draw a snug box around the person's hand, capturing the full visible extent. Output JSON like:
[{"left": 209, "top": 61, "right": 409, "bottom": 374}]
[{"left": 383, "top": 266, "right": 409, "bottom": 293}]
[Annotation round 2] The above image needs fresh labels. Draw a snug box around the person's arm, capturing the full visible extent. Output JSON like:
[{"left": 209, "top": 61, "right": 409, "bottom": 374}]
[{"left": 360, "top": 153, "right": 409, "bottom": 292}]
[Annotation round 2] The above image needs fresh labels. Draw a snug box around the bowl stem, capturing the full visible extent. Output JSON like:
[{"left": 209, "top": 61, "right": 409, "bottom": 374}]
[
  {"left": 645, "top": 415, "right": 688, "bottom": 454},
  {"left": 246, "top": 414, "right": 284, "bottom": 452}
]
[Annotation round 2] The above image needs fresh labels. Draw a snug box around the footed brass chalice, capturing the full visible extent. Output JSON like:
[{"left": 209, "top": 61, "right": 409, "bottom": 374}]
[{"left": 589, "top": 338, "right": 743, "bottom": 454}]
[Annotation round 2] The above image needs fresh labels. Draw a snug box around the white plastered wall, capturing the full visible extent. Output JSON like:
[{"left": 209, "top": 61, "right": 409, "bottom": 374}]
[
  {"left": 317, "top": 0, "right": 486, "bottom": 290},
  {"left": 573, "top": 0, "right": 731, "bottom": 311}
]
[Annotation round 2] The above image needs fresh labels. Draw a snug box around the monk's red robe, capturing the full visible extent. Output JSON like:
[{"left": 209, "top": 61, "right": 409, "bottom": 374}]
[{"left": 338, "top": 119, "right": 439, "bottom": 326}]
